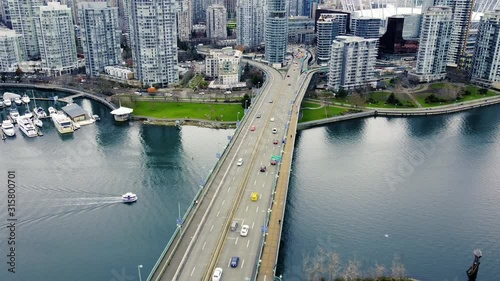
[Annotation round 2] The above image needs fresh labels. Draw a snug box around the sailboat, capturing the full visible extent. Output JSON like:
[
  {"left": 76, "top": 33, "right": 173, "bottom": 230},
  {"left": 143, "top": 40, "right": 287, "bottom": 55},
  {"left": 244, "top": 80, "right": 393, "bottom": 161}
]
[{"left": 32, "top": 92, "right": 47, "bottom": 119}]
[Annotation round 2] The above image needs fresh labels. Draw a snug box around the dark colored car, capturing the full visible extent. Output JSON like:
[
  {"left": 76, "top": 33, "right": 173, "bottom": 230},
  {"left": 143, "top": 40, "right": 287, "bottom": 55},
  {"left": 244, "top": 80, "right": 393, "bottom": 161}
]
[
  {"left": 260, "top": 166, "right": 266, "bottom": 172},
  {"left": 230, "top": 256, "right": 240, "bottom": 268}
]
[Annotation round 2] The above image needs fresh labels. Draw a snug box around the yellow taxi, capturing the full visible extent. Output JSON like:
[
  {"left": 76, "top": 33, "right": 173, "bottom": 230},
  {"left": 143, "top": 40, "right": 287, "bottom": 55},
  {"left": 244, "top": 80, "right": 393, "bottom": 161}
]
[{"left": 251, "top": 192, "right": 259, "bottom": 202}]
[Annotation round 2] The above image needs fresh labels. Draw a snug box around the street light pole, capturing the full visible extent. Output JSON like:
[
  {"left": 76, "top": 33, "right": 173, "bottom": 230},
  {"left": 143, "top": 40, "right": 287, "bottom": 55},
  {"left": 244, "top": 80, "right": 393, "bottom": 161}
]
[
  {"left": 138, "top": 265, "right": 143, "bottom": 281},
  {"left": 237, "top": 112, "right": 240, "bottom": 122}
]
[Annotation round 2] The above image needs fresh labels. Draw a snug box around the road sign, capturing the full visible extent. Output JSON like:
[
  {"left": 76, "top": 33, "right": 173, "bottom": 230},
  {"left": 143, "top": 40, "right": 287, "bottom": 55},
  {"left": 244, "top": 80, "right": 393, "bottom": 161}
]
[
  {"left": 176, "top": 218, "right": 183, "bottom": 226},
  {"left": 271, "top": 155, "right": 282, "bottom": 161},
  {"left": 261, "top": 225, "right": 268, "bottom": 233}
]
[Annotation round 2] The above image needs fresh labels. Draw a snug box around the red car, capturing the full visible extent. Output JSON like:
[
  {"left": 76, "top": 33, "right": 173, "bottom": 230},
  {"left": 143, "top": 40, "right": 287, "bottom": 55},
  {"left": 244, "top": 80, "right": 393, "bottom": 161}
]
[
  {"left": 270, "top": 159, "right": 277, "bottom": 165},
  {"left": 250, "top": 125, "right": 256, "bottom": 131},
  {"left": 273, "top": 139, "right": 278, "bottom": 144}
]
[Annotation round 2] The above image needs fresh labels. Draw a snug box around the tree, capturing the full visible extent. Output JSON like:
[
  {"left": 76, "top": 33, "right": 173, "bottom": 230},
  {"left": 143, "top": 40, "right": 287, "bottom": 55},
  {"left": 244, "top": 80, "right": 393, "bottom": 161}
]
[
  {"left": 391, "top": 254, "right": 406, "bottom": 280},
  {"left": 15, "top": 66, "right": 23, "bottom": 77},
  {"left": 386, "top": 93, "right": 402, "bottom": 106},
  {"left": 1, "top": 73, "right": 6, "bottom": 82},
  {"left": 371, "top": 262, "right": 386, "bottom": 281},
  {"left": 187, "top": 91, "right": 193, "bottom": 102},
  {"left": 348, "top": 93, "right": 365, "bottom": 107},
  {"left": 326, "top": 251, "right": 341, "bottom": 281},
  {"left": 343, "top": 258, "right": 361, "bottom": 281},
  {"left": 336, "top": 89, "right": 348, "bottom": 99},
  {"left": 172, "top": 92, "right": 180, "bottom": 102},
  {"left": 463, "top": 89, "right": 472, "bottom": 96},
  {"left": 478, "top": 88, "right": 488, "bottom": 95},
  {"left": 241, "top": 94, "right": 251, "bottom": 109}
]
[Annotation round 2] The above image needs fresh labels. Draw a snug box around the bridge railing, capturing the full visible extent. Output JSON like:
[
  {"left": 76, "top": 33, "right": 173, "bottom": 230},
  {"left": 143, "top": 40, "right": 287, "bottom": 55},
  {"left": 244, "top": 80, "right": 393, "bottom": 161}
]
[{"left": 146, "top": 63, "right": 270, "bottom": 281}]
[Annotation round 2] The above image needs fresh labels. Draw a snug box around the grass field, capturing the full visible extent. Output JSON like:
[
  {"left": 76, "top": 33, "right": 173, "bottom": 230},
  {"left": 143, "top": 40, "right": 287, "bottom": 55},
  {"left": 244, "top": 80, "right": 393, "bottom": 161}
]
[
  {"left": 365, "top": 91, "right": 416, "bottom": 108},
  {"left": 301, "top": 101, "right": 323, "bottom": 108},
  {"left": 188, "top": 74, "right": 204, "bottom": 89},
  {"left": 130, "top": 101, "right": 243, "bottom": 121},
  {"left": 415, "top": 85, "right": 497, "bottom": 107},
  {"left": 300, "top": 105, "right": 349, "bottom": 123}
]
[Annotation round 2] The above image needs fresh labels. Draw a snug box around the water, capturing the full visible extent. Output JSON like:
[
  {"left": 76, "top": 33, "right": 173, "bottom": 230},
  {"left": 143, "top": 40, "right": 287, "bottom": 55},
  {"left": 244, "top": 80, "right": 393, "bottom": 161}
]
[
  {"left": 1, "top": 88, "right": 499, "bottom": 281},
  {"left": 278, "top": 105, "right": 500, "bottom": 281},
  {"left": 0, "top": 88, "right": 234, "bottom": 281}
]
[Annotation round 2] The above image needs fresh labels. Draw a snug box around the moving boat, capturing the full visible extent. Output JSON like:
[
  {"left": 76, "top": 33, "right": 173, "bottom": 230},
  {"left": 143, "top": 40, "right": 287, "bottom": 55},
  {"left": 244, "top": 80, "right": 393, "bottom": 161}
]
[
  {"left": 51, "top": 111, "right": 74, "bottom": 134},
  {"left": 1, "top": 120, "right": 16, "bottom": 137},
  {"left": 9, "top": 107, "right": 20, "bottom": 123},
  {"left": 122, "top": 192, "right": 138, "bottom": 203},
  {"left": 14, "top": 97, "right": 22, "bottom": 106},
  {"left": 17, "top": 116, "right": 37, "bottom": 138},
  {"left": 21, "top": 94, "right": 30, "bottom": 104}
]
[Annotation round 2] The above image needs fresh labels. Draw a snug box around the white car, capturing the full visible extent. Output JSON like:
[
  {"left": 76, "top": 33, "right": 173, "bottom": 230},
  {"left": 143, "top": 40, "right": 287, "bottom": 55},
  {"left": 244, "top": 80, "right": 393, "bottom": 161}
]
[
  {"left": 270, "top": 117, "right": 275, "bottom": 122},
  {"left": 212, "top": 268, "right": 223, "bottom": 281},
  {"left": 240, "top": 225, "right": 249, "bottom": 237},
  {"left": 272, "top": 128, "right": 277, "bottom": 134},
  {"left": 237, "top": 158, "right": 243, "bottom": 166}
]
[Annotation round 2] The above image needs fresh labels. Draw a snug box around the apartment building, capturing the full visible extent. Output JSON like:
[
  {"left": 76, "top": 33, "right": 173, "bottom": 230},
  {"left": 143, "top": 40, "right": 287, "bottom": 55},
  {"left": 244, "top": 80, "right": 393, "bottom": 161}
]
[
  {"left": 0, "top": 28, "right": 25, "bottom": 72},
  {"left": 265, "top": 0, "right": 288, "bottom": 64},
  {"left": 316, "top": 13, "right": 348, "bottom": 63},
  {"left": 207, "top": 4, "right": 227, "bottom": 40}
]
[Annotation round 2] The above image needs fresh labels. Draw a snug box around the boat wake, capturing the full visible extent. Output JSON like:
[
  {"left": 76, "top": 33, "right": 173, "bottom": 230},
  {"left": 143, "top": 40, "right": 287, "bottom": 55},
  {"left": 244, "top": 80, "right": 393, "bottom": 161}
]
[{"left": 17, "top": 184, "right": 119, "bottom": 197}]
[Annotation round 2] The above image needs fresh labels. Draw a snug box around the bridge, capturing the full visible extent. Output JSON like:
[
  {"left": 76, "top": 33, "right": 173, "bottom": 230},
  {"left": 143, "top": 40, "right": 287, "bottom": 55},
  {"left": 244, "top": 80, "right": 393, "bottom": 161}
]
[{"left": 147, "top": 47, "right": 314, "bottom": 281}]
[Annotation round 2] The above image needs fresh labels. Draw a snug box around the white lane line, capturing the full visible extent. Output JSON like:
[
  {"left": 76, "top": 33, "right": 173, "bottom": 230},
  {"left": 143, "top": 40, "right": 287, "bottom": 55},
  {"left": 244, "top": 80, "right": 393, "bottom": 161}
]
[
  {"left": 247, "top": 240, "right": 250, "bottom": 248},
  {"left": 217, "top": 211, "right": 220, "bottom": 217},
  {"left": 233, "top": 176, "right": 235, "bottom": 181},
  {"left": 228, "top": 258, "right": 231, "bottom": 267},
  {"left": 259, "top": 194, "right": 262, "bottom": 199},
  {"left": 190, "top": 267, "right": 196, "bottom": 276},
  {"left": 210, "top": 225, "right": 214, "bottom": 232},
  {"left": 246, "top": 206, "right": 249, "bottom": 212},
  {"left": 254, "top": 180, "right": 257, "bottom": 186},
  {"left": 256, "top": 206, "right": 259, "bottom": 213},
  {"left": 235, "top": 237, "right": 239, "bottom": 245},
  {"left": 227, "top": 187, "right": 231, "bottom": 193},
  {"left": 262, "top": 182, "right": 265, "bottom": 187},
  {"left": 264, "top": 275, "right": 267, "bottom": 281},
  {"left": 202, "top": 242, "right": 206, "bottom": 250},
  {"left": 222, "top": 200, "right": 225, "bottom": 206},
  {"left": 263, "top": 152, "right": 266, "bottom": 156},
  {"left": 241, "top": 259, "right": 245, "bottom": 268}
]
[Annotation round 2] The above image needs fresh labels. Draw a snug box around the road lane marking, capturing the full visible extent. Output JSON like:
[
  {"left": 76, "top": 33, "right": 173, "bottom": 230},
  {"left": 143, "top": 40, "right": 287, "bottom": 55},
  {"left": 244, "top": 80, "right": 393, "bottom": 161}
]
[
  {"left": 210, "top": 225, "right": 214, "bottom": 232},
  {"left": 222, "top": 200, "right": 225, "bottom": 206},
  {"left": 202, "top": 242, "right": 206, "bottom": 250},
  {"left": 235, "top": 237, "right": 239, "bottom": 245},
  {"left": 190, "top": 267, "right": 195, "bottom": 276},
  {"left": 227, "top": 187, "right": 231, "bottom": 193},
  {"left": 228, "top": 258, "right": 231, "bottom": 267},
  {"left": 246, "top": 206, "right": 249, "bottom": 212},
  {"left": 233, "top": 176, "right": 235, "bottom": 181},
  {"left": 256, "top": 206, "right": 259, "bottom": 213},
  {"left": 262, "top": 182, "right": 265, "bottom": 187},
  {"left": 254, "top": 180, "right": 257, "bottom": 186},
  {"left": 241, "top": 259, "right": 245, "bottom": 268},
  {"left": 263, "top": 152, "right": 266, "bottom": 156},
  {"left": 217, "top": 211, "right": 220, "bottom": 217},
  {"left": 247, "top": 240, "right": 250, "bottom": 248},
  {"left": 259, "top": 194, "right": 262, "bottom": 199}
]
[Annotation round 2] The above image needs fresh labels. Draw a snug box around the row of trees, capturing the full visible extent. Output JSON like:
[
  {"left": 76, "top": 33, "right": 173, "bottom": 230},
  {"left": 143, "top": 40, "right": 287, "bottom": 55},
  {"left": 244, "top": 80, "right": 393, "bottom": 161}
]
[{"left": 302, "top": 248, "right": 409, "bottom": 281}]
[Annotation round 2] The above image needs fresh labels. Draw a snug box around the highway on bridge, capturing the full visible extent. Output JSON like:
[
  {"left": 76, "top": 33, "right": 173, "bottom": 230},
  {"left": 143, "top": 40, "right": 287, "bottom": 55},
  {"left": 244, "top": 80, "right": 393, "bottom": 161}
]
[{"left": 150, "top": 48, "right": 309, "bottom": 281}]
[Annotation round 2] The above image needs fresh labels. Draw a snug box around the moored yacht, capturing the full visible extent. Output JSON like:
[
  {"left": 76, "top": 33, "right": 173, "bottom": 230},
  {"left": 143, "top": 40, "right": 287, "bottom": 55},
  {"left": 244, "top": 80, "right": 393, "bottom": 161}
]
[
  {"left": 23, "top": 107, "right": 33, "bottom": 119},
  {"left": 3, "top": 99, "right": 11, "bottom": 107},
  {"left": 9, "top": 107, "right": 20, "bottom": 123},
  {"left": 48, "top": 107, "right": 57, "bottom": 116},
  {"left": 122, "top": 192, "right": 138, "bottom": 203},
  {"left": 21, "top": 94, "right": 30, "bottom": 104},
  {"left": 51, "top": 111, "right": 74, "bottom": 134},
  {"left": 14, "top": 97, "right": 22, "bottom": 106},
  {"left": 34, "top": 107, "right": 48, "bottom": 119},
  {"left": 1, "top": 120, "right": 16, "bottom": 137},
  {"left": 17, "top": 116, "right": 37, "bottom": 138},
  {"left": 34, "top": 119, "right": 43, "bottom": 128}
]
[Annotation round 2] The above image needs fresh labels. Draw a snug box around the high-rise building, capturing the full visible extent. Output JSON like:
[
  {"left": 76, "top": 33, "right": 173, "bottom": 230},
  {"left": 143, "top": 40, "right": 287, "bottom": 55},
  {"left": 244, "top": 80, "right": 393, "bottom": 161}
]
[
  {"left": 470, "top": 10, "right": 500, "bottom": 87},
  {"left": 410, "top": 6, "right": 453, "bottom": 82},
  {"left": 316, "top": 13, "right": 348, "bottom": 63},
  {"left": 265, "top": 0, "right": 288, "bottom": 64},
  {"left": 35, "top": 2, "right": 78, "bottom": 75},
  {"left": 127, "top": 0, "right": 178, "bottom": 87},
  {"left": 0, "top": 28, "right": 25, "bottom": 72},
  {"left": 288, "top": 16, "right": 315, "bottom": 44},
  {"left": 224, "top": 0, "right": 236, "bottom": 20},
  {"left": 327, "top": 36, "right": 378, "bottom": 91},
  {"left": 432, "top": 0, "right": 474, "bottom": 66},
  {"left": 78, "top": 2, "right": 121, "bottom": 77},
  {"left": 177, "top": 0, "right": 192, "bottom": 42},
  {"left": 7, "top": 0, "right": 44, "bottom": 59},
  {"left": 378, "top": 16, "right": 419, "bottom": 56},
  {"left": 205, "top": 47, "right": 242, "bottom": 86},
  {"left": 236, "top": 0, "right": 265, "bottom": 49},
  {"left": 350, "top": 17, "right": 381, "bottom": 39},
  {"left": 207, "top": 4, "right": 227, "bottom": 40}
]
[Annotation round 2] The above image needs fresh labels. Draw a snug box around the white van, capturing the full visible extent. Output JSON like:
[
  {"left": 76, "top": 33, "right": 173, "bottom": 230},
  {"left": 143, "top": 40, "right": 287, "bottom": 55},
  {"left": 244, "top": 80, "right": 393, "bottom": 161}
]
[{"left": 237, "top": 158, "right": 243, "bottom": 166}]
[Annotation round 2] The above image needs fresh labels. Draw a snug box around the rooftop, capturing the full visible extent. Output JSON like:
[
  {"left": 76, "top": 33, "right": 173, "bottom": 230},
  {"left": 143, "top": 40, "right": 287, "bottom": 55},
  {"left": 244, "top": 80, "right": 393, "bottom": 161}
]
[{"left": 62, "top": 103, "right": 87, "bottom": 118}]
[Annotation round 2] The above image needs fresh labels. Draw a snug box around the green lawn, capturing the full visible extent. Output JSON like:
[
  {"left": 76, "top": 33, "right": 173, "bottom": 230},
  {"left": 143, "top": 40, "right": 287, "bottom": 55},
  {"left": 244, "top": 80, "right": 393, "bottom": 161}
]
[
  {"left": 300, "top": 105, "right": 349, "bottom": 123},
  {"left": 415, "top": 85, "right": 497, "bottom": 107},
  {"left": 429, "top": 82, "right": 447, "bottom": 89},
  {"left": 130, "top": 101, "right": 244, "bottom": 121},
  {"left": 365, "top": 91, "right": 416, "bottom": 108},
  {"left": 301, "top": 101, "right": 322, "bottom": 109}
]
